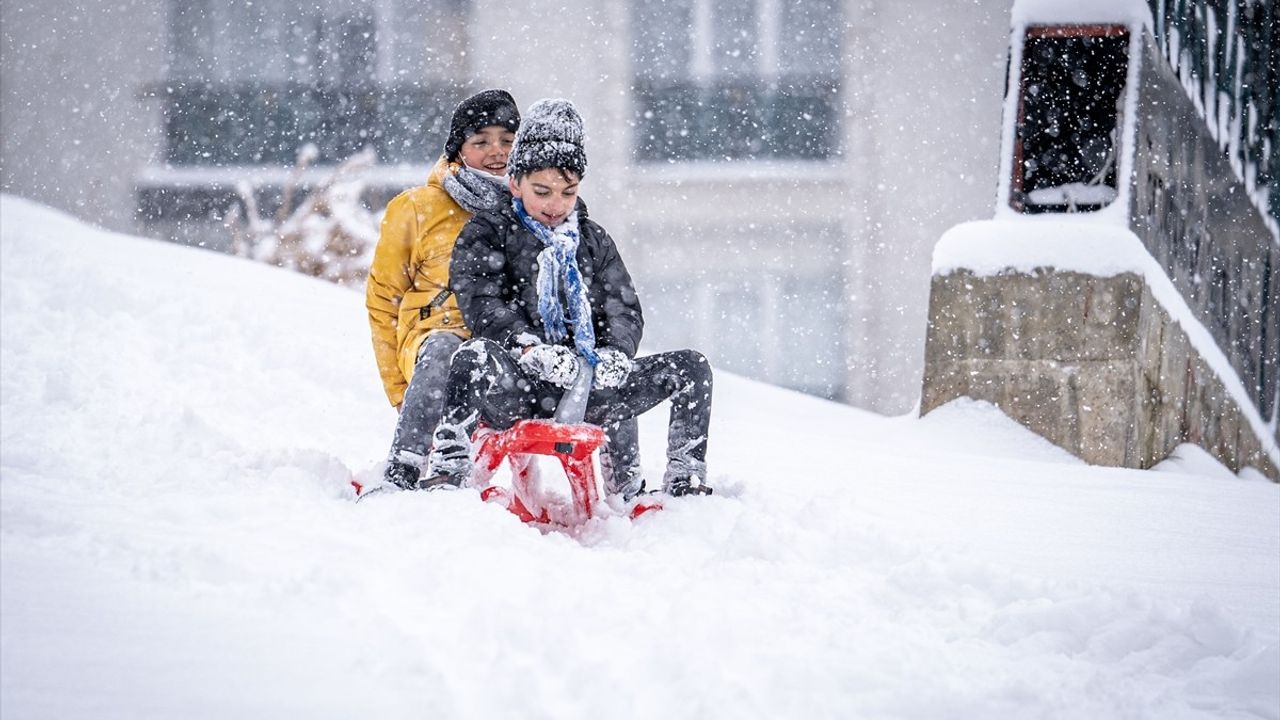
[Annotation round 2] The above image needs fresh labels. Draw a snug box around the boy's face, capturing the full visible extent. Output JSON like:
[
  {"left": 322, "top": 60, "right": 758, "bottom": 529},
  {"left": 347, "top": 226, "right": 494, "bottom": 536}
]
[
  {"left": 510, "top": 168, "right": 580, "bottom": 227},
  {"left": 458, "top": 125, "right": 516, "bottom": 175}
]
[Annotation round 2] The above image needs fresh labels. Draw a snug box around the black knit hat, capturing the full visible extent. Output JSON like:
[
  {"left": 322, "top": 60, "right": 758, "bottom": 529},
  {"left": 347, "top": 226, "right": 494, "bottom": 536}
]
[
  {"left": 508, "top": 98, "right": 587, "bottom": 179},
  {"left": 443, "top": 89, "right": 520, "bottom": 162}
]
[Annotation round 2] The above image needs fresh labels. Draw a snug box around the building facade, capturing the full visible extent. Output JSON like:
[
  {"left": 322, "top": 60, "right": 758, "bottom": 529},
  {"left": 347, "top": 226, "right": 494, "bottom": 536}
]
[{"left": 1, "top": 0, "right": 1011, "bottom": 413}]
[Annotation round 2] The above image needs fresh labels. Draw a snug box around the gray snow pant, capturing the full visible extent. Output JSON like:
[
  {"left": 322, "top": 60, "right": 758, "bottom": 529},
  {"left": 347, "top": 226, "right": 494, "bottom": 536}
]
[
  {"left": 393, "top": 334, "right": 642, "bottom": 491},
  {"left": 434, "top": 338, "right": 712, "bottom": 493},
  {"left": 389, "top": 332, "right": 465, "bottom": 461}
]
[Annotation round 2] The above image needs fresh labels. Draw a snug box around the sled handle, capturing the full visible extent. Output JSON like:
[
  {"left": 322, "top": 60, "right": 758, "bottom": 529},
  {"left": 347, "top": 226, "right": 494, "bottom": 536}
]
[{"left": 553, "top": 357, "right": 594, "bottom": 425}]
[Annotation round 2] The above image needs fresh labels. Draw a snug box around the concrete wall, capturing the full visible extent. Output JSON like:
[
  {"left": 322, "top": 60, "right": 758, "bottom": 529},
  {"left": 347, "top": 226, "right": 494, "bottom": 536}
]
[
  {"left": 922, "top": 268, "right": 1278, "bottom": 480},
  {"left": 0, "top": 0, "right": 166, "bottom": 235}
]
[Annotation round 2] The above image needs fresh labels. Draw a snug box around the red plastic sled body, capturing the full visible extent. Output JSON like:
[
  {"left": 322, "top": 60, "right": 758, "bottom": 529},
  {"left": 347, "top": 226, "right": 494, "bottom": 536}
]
[{"left": 473, "top": 419, "right": 660, "bottom": 526}]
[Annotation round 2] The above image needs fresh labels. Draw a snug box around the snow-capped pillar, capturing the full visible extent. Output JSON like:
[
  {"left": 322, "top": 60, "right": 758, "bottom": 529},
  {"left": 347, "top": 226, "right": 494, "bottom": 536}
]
[{"left": 919, "top": 0, "right": 1279, "bottom": 481}]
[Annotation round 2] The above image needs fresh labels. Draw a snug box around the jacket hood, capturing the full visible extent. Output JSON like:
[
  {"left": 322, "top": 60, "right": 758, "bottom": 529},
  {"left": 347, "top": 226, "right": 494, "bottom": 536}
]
[{"left": 426, "top": 155, "right": 454, "bottom": 190}]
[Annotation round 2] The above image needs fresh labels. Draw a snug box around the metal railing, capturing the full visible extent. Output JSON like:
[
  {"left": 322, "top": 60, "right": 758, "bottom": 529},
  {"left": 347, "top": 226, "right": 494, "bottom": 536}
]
[
  {"left": 1135, "top": 0, "right": 1279, "bottom": 421},
  {"left": 1147, "top": 0, "right": 1278, "bottom": 230}
]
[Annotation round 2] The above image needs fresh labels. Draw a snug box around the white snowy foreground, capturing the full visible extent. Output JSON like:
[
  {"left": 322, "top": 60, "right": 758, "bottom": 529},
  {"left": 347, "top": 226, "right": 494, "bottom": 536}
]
[{"left": 2, "top": 194, "right": 1278, "bottom": 720}]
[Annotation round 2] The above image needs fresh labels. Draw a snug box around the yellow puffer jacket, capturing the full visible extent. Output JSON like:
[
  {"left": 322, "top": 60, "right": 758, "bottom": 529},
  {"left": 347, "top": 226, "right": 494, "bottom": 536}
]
[{"left": 366, "top": 156, "right": 472, "bottom": 407}]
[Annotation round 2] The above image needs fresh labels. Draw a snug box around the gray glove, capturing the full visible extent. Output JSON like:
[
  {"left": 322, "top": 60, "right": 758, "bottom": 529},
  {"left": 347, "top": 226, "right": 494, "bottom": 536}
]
[
  {"left": 594, "top": 347, "right": 633, "bottom": 389},
  {"left": 518, "top": 343, "right": 580, "bottom": 388}
]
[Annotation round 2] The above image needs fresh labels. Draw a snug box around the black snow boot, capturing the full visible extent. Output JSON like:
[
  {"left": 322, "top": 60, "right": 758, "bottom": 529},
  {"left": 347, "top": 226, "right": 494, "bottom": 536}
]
[
  {"left": 423, "top": 420, "right": 474, "bottom": 490},
  {"left": 384, "top": 459, "right": 421, "bottom": 490},
  {"left": 666, "top": 477, "right": 713, "bottom": 497}
]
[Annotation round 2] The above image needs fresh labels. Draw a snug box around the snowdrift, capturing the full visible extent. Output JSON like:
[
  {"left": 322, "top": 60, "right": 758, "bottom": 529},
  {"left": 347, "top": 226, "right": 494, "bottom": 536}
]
[{"left": 2, "top": 194, "right": 1277, "bottom": 719}]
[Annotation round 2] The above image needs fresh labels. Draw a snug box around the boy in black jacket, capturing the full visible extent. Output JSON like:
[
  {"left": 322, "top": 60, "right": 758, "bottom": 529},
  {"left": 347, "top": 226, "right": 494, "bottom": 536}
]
[{"left": 423, "top": 98, "right": 714, "bottom": 498}]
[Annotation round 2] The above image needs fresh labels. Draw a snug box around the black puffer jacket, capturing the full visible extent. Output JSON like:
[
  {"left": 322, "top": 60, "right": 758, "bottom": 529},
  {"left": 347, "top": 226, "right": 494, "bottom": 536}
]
[{"left": 450, "top": 199, "right": 644, "bottom": 357}]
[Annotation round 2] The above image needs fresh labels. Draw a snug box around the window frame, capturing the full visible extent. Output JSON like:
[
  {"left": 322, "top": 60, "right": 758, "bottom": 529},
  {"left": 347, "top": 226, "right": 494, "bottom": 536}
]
[{"left": 1009, "top": 24, "right": 1131, "bottom": 214}]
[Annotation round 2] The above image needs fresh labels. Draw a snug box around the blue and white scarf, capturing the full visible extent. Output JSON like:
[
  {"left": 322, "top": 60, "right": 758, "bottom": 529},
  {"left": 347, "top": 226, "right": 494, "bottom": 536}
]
[{"left": 512, "top": 198, "right": 598, "bottom": 366}]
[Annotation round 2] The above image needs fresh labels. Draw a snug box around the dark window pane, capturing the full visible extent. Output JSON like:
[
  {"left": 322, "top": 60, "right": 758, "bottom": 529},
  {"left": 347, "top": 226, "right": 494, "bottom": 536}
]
[
  {"left": 633, "top": 79, "right": 840, "bottom": 162},
  {"left": 633, "top": 79, "right": 701, "bottom": 162},
  {"left": 164, "top": 0, "right": 466, "bottom": 166},
  {"left": 164, "top": 83, "right": 453, "bottom": 165},
  {"left": 701, "top": 80, "right": 766, "bottom": 159},
  {"left": 769, "top": 76, "right": 841, "bottom": 159},
  {"left": 1013, "top": 27, "right": 1130, "bottom": 213}
]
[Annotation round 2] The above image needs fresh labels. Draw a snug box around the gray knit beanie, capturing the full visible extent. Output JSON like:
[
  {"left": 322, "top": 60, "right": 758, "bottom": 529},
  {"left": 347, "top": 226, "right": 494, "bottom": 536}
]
[{"left": 507, "top": 98, "right": 587, "bottom": 179}]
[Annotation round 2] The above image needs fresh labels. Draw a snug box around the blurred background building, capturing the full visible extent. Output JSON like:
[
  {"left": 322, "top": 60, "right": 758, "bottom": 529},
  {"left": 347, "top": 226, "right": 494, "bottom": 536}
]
[{"left": 1, "top": 0, "right": 1011, "bottom": 413}]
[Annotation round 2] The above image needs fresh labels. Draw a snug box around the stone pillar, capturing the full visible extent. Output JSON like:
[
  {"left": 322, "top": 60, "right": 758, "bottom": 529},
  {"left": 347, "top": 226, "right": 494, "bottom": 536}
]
[{"left": 922, "top": 266, "right": 1279, "bottom": 481}]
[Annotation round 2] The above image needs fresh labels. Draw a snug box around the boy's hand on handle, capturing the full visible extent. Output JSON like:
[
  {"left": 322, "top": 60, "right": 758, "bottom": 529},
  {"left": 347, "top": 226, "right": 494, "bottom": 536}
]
[
  {"left": 519, "top": 343, "right": 579, "bottom": 388},
  {"left": 594, "top": 347, "right": 632, "bottom": 389}
]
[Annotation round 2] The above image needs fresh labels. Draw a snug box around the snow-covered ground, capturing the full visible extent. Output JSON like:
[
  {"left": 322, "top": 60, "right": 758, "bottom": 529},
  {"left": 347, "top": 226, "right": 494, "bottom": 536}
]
[{"left": 2, "top": 194, "right": 1277, "bottom": 719}]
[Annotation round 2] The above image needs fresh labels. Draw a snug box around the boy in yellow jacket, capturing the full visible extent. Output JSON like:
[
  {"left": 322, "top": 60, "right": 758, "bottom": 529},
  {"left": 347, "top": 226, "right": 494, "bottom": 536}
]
[{"left": 366, "top": 90, "right": 521, "bottom": 490}]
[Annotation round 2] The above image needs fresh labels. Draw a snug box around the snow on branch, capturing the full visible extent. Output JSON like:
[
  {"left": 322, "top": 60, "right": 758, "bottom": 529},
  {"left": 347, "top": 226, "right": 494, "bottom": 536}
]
[{"left": 225, "top": 144, "right": 380, "bottom": 287}]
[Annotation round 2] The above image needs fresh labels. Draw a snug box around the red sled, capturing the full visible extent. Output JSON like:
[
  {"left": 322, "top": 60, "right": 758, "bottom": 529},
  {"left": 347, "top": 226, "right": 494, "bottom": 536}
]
[{"left": 472, "top": 419, "right": 660, "bottom": 527}]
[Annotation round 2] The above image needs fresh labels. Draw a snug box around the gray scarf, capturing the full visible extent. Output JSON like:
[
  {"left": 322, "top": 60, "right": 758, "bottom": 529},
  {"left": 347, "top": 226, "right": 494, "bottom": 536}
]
[{"left": 443, "top": 165, "right": 509, "bottom": 215}]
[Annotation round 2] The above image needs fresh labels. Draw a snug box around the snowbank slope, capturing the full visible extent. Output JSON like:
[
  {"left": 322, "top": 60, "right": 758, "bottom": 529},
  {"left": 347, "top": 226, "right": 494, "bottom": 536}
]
[{"left": 2, "top": 195, "right": 1277, "bottom": 719}]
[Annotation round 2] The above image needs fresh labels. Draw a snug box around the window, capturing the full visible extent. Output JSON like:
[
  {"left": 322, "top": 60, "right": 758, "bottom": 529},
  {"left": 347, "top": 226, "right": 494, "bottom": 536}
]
[
  {"left": 1011, "top": 26, "right": 1130, "bottom": 213},
  {"left": 631, "top": 0, "right": 843, "bottom": 162},
  {"left": 163, "top": 0, "right": 468, "bottom": 166}
]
